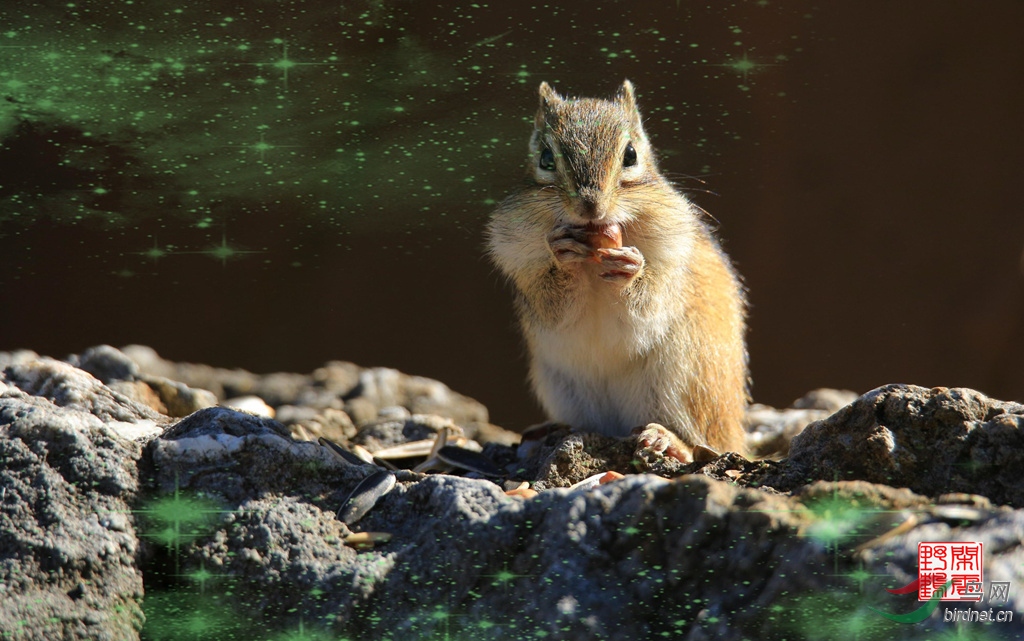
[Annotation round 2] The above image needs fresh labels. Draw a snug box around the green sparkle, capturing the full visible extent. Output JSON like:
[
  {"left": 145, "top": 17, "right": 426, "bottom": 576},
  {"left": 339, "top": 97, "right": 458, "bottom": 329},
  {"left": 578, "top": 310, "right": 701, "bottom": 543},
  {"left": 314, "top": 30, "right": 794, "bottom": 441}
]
[
  {"left": 729, "top": 56, "right": 757, "bottom": 75},
  {"left": 492, "top": 570, "right": 515, "bottom": 584},
  {"left": 271, "top": 625, "right": 335, "bottom": 641},
  {"left": 186, "top": 566, "right": 215, "bottom": 583},
  {"left": 712, "top": 51, "right": 775, "bottom": 83},
  {"left": 430, "top": 607, "right": 449, "bottom": 621},
  {"left": 142, "top": 591, "right": 242, "bottom": 640},
  {"left": 801, "top": 495, "right": 868, "bottom": 545},
  {"left": 847, "top": 568, "right": 872, "bottom": 583},
  {"left": 146, "top": 494, "right": 218, "bottom": 530},
  {"left": 134, "top": 481, "right": 226, "bottom": 574},
  {"left": 205, "top": 240, "right": 239, "bottom": 263},
  {"left": 198, "top": 232, "right": 264, "bottom": 266},
  {"left": 134, "top": 237, "right": 170, "bottom": 264}
]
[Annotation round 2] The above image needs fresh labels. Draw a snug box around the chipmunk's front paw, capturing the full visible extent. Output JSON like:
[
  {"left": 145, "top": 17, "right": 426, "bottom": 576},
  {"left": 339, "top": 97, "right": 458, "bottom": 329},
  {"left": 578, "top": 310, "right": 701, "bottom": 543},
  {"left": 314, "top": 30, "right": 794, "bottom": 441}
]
[
  {"left": 547, "top": 227, "right": 593, "bottom": 264},
  {"left": 595, "top": 246, "right": 644, "bottom": 282}
]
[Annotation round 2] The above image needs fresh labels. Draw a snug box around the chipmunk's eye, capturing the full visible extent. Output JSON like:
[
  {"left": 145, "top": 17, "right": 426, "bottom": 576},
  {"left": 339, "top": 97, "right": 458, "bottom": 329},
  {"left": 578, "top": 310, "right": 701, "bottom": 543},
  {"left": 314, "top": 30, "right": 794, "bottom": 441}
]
[
  {"left": 539, "top": 147, "right": 556, "bottom": 171},
  {"left": 623, "top": 142, "right": 637, "bottom": 167}
]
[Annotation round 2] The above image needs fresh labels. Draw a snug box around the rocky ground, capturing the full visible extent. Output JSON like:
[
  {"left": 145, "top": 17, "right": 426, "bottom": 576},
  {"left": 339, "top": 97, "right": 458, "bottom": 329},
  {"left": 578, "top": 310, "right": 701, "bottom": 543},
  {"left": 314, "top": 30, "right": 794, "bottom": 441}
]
[{"left": 1, "top": 345, "right": 1022, "bottom": 640}]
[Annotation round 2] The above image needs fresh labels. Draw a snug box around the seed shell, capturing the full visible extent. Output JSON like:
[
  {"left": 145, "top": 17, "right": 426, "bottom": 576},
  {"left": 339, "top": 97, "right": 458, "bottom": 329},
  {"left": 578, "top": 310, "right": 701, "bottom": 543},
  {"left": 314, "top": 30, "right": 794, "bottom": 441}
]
[
  {"left": 319, "top": 437, "right": 372, "bottom": 467},
  {"left": 338, "top": 470, "right": 396, "bottom": 525},
  {"left": 436, "top": 445, "right": 504, "bottom": 477}
]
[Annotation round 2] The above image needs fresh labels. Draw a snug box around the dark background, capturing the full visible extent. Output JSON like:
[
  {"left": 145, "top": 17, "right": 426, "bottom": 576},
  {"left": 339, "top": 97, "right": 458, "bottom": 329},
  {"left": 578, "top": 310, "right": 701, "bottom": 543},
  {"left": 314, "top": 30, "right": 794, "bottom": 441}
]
[{"left": 1, "top": 1, "right": 1022, "bottom": 430}]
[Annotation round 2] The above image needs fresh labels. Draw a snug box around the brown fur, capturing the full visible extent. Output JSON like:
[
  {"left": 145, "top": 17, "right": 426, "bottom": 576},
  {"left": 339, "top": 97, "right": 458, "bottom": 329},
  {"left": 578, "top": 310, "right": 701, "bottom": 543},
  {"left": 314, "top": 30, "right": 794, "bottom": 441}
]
[{"left": 487, "top": 81, "right": 749, "bottom": 456}]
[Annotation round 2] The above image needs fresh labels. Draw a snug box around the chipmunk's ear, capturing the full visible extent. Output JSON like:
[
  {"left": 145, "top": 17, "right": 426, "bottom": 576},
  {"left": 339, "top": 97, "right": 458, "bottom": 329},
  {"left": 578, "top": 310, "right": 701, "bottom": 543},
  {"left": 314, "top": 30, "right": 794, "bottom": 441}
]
[
  {"left": 538, "top": 82, "right": 561, "bottom": 106},
  {"left": 617, "top": 80, "right": 644, "bottom": 132},
  {"left": 536, "top": 82, "right": 561, "bottom": 129},
  {"left": 617, "top": 80, "right": 638, "bottom": 112}
]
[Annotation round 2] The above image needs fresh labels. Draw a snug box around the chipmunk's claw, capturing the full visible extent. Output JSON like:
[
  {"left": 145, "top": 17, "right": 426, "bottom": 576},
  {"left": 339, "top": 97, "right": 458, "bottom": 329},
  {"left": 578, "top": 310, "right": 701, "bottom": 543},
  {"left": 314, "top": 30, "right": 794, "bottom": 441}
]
[
  {"left": 547, "top": 227, "right": 593, "bottom": 264},
  {"left": 632, "top": 423, "right": 694, "bottom": 464},
  {"left": 595, "top": 246, "right": 644, "bottom": 281}
]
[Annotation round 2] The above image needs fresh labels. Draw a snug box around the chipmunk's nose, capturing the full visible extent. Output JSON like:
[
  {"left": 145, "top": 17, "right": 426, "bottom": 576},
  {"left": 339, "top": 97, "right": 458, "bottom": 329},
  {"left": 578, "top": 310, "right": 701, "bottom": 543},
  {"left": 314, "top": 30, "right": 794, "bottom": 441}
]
[{"left": 574, "top": 185, "right": 607, "bottom": 221}]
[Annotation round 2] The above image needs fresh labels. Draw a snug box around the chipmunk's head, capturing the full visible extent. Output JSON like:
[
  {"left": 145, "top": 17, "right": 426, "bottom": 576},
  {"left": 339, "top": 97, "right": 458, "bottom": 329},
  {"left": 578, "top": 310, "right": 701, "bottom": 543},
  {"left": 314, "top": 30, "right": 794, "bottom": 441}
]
[{"left": 529, "top": 80, "right": 659, "bottom": 223}]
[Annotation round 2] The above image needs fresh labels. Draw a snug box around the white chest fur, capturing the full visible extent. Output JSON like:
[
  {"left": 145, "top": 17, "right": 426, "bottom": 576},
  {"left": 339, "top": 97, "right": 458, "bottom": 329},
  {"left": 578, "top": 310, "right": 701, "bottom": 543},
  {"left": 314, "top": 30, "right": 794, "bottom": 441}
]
[{"left": 529, "top": 278, "right": 672, "bottom": 436}]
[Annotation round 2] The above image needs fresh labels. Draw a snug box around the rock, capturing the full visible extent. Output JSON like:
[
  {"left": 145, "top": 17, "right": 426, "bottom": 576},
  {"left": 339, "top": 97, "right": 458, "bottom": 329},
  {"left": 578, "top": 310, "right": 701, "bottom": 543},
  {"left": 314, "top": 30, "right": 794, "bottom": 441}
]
[
  {"left": 463, "top": 421, "right": 521, "bottom": 447},
  {"left": 744, "top": 387, "right": 859, "bottom": 458},
  {"left": 3, "top": 349, "right": 1023, "bottom": 639},
  {"left": 140, "top": 403, "right": 1024, "bottom": 639},
  {"left": 143, "top": 402, "right": 828, "bottom": 640},
  {"left": 0, "top": 349, "right": 40, "bottom": 369},
  {"left": 523, "top": 430, "right": 687, "bottom": 489},
  {"left": 791, "top": 387, "right": 859, "bottom": 411},
  {"left": 139, "top": 375, "right": 219, "bottom": 417},
  {"left": 763, "top": 384, "right": 1024, "bottom": 507},
  {"left": 119, "top": 345, "right": 489, "bottom": 425},
  {"left": 68, "top": 345, "right": 218, "bottom": 418},
  {"left": 72, "top": 344, "right": 141, "bottom": 383},
  {"left": 0, "top": 359, "right": 153, "bottom": 641},
  {"left": 345, "top": 367, "right": 489, "bottom": 426},
  {"left": 353, "top": 413, "right": 462, "bottom": 452},
  {"left": 4, "top": 357, "right": 162, "bottom": 424},
  {"left": 146, "top": 406, "right": 364, "bottom": 500},
  {"left": 277, "top": 405, "right": 357, "bottom": 442},
  {"left": 223, "top": 394, "right": 276, "bottom": 418}
]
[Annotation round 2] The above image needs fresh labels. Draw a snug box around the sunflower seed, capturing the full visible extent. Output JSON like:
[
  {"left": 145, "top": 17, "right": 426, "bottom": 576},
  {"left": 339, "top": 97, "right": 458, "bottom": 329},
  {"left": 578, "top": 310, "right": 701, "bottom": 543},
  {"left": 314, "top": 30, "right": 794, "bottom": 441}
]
[
  {"left": 338, "top": 470, "right": 396, "bottom": 525},
  {"left": 319, "top": 437, "right": 371, "bottom": 466},
  {"left": 568, "top": 471, "right": 625, "bottom": 491},
  {"left": 372, "top": 439, "right": 436, "bottom": 460},
  {"left": 436, "top": 445, "right": 504, "bottom": 477}
]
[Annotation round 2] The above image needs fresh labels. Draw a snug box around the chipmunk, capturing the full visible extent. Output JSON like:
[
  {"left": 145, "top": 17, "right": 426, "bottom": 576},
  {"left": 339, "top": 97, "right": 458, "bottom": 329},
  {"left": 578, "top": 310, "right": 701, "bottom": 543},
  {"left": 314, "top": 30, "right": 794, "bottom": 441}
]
[{"left": 486, "top": 80, "right": 749, "bottom": 461}]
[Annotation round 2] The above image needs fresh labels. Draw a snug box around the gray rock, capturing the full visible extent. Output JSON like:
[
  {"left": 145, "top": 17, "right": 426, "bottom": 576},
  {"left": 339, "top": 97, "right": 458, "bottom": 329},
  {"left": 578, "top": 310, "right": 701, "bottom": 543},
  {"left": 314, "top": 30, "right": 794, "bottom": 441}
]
[
  {"left": 68, "top": 345, "right": 219, "bottom": 418},
  {"left": 344, "top": 367, "right": 489, "bottom": 426},
  {"left": 276, "top": 404, "right": 358, "bottom": 443},
  {"left": 745, "top": 404, "right": 835, "bottom": 458},
  {"left": 791, "top": 387, "right": 859, "bottom": 411},
  {"left": 745, "top": 388, "right": 859, "bottom": 458},
  {"left": 0, "top": 349, "right": 41, "bottom": 370},
  {"left": 4, "top": 357, "right": 162, "bottom": 424},
  {"left": 140, "top": 375, "right": 219, "bottom": 418},
  {"left": 4, "top": 350, "right": 1023, "bottom": 640},
  {"left": 764, "top": 384, "right": 1024, "bottom": 507},
  {"left": 119, "top": 345, "right": 489, "bottom": 426},
  {"left": 353, "top": 413, "right": 461, "bottom": 452},
  {"left": 147, "top": 404, "right": 829, "bottom": 640},
  {"left": 0, "top": 359, "right": 152, "bottom": 641},
  {"left": 72, "top": 344, "right": 141, "bottom": 383},
  {"left": 462, "top": 421, "right": 521, "bottom": 447},
  {"left": 144, "top": 403, "right": 1024, "bottom": 639}
]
